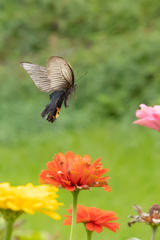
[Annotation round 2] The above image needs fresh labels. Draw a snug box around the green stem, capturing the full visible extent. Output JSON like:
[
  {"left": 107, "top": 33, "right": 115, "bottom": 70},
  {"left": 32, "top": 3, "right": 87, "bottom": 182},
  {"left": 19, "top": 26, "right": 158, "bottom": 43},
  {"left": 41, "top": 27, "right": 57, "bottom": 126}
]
[
  {"left": 151, "top": 227, "right": 157, "bottom": 240},
  {"left": 69, "top": 190, "right": 79, "bottom": 240},
  {"left": 4, "top": 220, "right": 13, "bottom": 240},
  {"left": 85, "top": 228, "right": 93, "bottom": 240}
]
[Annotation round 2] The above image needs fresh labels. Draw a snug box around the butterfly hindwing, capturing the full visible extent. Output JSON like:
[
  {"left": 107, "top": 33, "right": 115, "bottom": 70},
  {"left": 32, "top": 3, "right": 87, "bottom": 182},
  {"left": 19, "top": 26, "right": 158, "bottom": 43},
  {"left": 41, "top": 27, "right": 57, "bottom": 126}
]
[{"left": 41, "top": 90, "right": 65, "bottom": 123}]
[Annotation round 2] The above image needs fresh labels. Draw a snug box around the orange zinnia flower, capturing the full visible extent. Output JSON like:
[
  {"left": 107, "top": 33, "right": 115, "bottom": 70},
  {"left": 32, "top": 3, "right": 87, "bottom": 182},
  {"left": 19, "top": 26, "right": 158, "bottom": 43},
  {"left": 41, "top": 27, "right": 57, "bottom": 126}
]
[
  {"left": 39, "top": 151, "right": 111, "bottom": 192},
  {"left": 64, "top": 204, "right": 119, "bottom": 233}
]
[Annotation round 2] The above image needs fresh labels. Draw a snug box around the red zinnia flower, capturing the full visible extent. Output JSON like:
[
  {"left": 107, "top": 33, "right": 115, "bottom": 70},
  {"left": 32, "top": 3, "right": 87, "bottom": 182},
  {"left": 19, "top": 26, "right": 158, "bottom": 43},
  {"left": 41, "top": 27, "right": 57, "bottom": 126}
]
[
  {"left": 64, "top": 204, "right": 119, "bottom": 233},
  {"left": 39, "top": 151, "right": 111, "bottom": 192}
]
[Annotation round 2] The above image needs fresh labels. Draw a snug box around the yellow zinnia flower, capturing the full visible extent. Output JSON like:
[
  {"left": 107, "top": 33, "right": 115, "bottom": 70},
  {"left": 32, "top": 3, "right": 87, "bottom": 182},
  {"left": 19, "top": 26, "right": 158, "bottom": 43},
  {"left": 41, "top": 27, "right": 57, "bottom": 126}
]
[{"left": 0, "top": 183, "right": 63, "bottom": 220}]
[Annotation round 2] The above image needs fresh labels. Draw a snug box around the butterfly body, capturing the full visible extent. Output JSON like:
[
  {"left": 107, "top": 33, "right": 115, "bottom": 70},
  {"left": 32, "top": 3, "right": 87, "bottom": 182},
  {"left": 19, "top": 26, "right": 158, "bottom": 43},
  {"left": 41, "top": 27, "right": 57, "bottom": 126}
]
[{"left": 20, "top": 56, "right": 76, "bottom": 122}]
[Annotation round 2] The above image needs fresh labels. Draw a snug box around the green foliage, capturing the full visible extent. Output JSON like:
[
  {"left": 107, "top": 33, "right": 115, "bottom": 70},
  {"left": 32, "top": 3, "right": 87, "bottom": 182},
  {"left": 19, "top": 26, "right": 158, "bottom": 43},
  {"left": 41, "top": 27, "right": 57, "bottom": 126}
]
[
  {"left": 1, "top": 1, "right": 160, "bottom": 239},
  {"left": 1, "top": 124, "right": 160, "bottom": 239},
  {"left": 15, "top": 231, "right": 59, "bottom": 240},
  {"left": 1, "top": 0, "right": 160, "bottom": 136},
  {"left": 0, "top": 218, "right": 59, "bottom": 240}
]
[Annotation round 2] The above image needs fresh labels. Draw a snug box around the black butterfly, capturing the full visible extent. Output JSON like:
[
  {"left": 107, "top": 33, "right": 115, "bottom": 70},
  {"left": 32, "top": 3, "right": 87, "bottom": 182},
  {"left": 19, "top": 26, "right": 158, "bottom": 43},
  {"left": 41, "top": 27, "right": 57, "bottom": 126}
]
[{"left": 20, "top": 56, "right": 76, "bottom": 123}]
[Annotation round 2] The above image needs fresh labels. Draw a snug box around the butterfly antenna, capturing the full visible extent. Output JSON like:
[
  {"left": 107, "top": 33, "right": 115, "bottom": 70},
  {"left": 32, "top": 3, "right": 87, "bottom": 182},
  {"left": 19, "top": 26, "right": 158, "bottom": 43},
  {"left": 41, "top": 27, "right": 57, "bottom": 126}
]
[{"left": 76, "top": 71, "right": 88, "bottom": 83}]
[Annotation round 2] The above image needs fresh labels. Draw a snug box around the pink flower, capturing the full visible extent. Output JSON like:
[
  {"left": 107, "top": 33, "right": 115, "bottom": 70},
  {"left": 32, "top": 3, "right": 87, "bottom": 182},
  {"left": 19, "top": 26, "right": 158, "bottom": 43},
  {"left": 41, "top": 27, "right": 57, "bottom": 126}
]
[{"left": 133, "top": 104, "right": 160, "bottom": 131}]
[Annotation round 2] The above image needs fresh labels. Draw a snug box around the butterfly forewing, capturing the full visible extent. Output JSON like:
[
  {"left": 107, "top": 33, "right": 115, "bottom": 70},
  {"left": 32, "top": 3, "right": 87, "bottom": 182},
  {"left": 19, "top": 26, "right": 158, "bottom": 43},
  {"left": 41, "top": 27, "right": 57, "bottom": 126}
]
[
  {"left": 20, "top": 62, "right": 51, "bottom": 92},
  {"left": 47, "top": 56, "right": 74, "bottom": 91}
]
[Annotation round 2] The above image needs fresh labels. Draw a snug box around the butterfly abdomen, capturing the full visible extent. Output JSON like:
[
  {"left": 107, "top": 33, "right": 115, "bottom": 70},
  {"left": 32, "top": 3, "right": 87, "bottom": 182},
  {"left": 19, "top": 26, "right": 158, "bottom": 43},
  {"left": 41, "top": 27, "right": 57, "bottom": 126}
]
[{"left": 64, "top": 87, "right": 75, "bottom": 108}]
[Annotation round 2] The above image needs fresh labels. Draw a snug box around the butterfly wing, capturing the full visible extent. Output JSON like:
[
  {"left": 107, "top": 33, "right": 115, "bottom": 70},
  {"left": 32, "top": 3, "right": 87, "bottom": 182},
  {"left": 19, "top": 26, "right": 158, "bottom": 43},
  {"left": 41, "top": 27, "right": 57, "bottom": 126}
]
[
  {"left": 41, "top": 90, "right": 66, "bottom": 123},
  {"left": 47, "top": 56, "right": 75, "bottom": 91},
  {"left": 20, "top": 62, "right": 51, "bottom": 92},
  {"left": 20, "top": 56, "right": 76, "bottom": 123}
]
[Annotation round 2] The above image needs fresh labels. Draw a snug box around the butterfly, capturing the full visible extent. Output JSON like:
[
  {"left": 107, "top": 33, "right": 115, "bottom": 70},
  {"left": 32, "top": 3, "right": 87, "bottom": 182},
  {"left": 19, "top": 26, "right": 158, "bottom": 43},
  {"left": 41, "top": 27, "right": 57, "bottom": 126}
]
[{"left": 20, "top": 56, "right": 76, "bottom": 123}]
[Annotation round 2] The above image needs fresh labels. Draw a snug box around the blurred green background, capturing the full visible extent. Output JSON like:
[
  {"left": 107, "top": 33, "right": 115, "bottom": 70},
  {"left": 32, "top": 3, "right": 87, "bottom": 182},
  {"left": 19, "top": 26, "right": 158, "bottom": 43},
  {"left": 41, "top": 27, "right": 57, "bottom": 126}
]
[{"left": 1, "top": 0, "right": 160, "bottom": 239}]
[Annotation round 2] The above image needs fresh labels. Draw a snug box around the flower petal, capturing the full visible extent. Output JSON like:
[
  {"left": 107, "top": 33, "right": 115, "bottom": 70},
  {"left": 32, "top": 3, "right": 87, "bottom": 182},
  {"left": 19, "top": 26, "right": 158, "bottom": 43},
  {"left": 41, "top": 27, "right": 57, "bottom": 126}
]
[
  {"left": 39, "top": 210, "right": 61, "bottom": 220},
  {"left": 133, "top": 104, "right": 160, "bottom": 131},
  {"left": 0, "top": 183, "right": 63, "bottom": 220},
  {"left": 64, "top": 204, "right": 119, "bottom": 233},
  {"left": 40, "top": 152, "right": 110, "bottom": 192}
]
